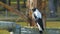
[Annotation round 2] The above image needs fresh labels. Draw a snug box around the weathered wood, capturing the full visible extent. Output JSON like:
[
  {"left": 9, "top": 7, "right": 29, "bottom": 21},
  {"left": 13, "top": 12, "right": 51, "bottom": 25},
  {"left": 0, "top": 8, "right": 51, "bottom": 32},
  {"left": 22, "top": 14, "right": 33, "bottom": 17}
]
[
  {"left": 37, "top": 0, "right": 46, "bottom": 29},
  {"left": 26, "top": 0, "right": 46, "bottom": 27},
  {"left": 26, "top": 0, "right": 36, "bottom": 26}
]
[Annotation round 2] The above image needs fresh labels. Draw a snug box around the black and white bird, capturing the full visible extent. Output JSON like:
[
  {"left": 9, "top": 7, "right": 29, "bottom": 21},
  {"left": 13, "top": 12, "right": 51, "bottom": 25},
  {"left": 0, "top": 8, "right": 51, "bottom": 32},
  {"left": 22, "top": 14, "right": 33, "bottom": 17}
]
[{"left": 32, "top": 8, "right": 44, "bottom": 34}]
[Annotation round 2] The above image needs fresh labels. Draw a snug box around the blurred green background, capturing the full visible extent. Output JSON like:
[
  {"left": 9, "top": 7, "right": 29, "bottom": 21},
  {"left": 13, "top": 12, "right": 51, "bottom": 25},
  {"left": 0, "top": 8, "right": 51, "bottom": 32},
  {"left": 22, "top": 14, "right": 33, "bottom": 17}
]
[{"left": 0, "top": 0, "right": 60, "bottom": 34}]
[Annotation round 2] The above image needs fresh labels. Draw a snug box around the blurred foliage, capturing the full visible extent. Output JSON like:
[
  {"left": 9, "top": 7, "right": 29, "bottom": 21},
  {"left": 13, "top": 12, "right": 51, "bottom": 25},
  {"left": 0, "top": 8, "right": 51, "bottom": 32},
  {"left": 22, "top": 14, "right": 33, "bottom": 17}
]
[{"left": 11, "top": 0, "right": 24, "bottom": 2}]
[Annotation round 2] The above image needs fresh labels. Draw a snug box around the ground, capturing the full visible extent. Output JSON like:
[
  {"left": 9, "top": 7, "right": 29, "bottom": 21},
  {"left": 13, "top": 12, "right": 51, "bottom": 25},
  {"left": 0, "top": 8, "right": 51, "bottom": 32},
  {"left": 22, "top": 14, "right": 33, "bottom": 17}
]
[{"left": 0, "top": 21, "right": 60, "bottom": 34}]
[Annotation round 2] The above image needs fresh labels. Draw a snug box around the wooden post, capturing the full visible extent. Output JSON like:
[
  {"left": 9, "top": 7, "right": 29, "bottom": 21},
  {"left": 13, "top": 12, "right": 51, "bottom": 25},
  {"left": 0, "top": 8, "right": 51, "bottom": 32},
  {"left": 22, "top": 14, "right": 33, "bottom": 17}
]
[
  {"left": 26, "top": 0, "right": 36, "bottom": 26},
  {"left": 26, "top": 0, "right": 46, "bottom": 27},
  {"left": 37, "top": 0, "right": 46, "bottom": 30}
]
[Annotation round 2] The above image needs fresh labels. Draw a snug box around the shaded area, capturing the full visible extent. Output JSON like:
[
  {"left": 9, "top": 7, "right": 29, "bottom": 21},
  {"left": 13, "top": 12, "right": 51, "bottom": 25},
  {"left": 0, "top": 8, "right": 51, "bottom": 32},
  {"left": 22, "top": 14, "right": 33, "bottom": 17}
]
[
  {"left": 21, "top": 27, "right": 40, "bottom": 34},
  {"left": 21, "top": 27, "right": 60, "bottom": 34},
  {"left": 46, "top": 29, "right": 60, "bottom": 34}
]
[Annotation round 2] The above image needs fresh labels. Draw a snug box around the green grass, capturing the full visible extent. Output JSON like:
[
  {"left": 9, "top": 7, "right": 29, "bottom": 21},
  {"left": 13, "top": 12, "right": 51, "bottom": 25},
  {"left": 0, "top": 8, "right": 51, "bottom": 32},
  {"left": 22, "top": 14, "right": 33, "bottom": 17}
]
[
  {"left": 11, "top": 2, "right": 24, "bottom": 4},
  {"left": 11, "top": 0, "right": 23, "bottom": 2},
  {"left": 46, "top": 21, "right": 60, "bottom": 29},
  {"left": 0, "top": 30, "right": 9, "bottom": 34},
  {"left": 15, "top": 21, "right": 60, "bottom": 29}
]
